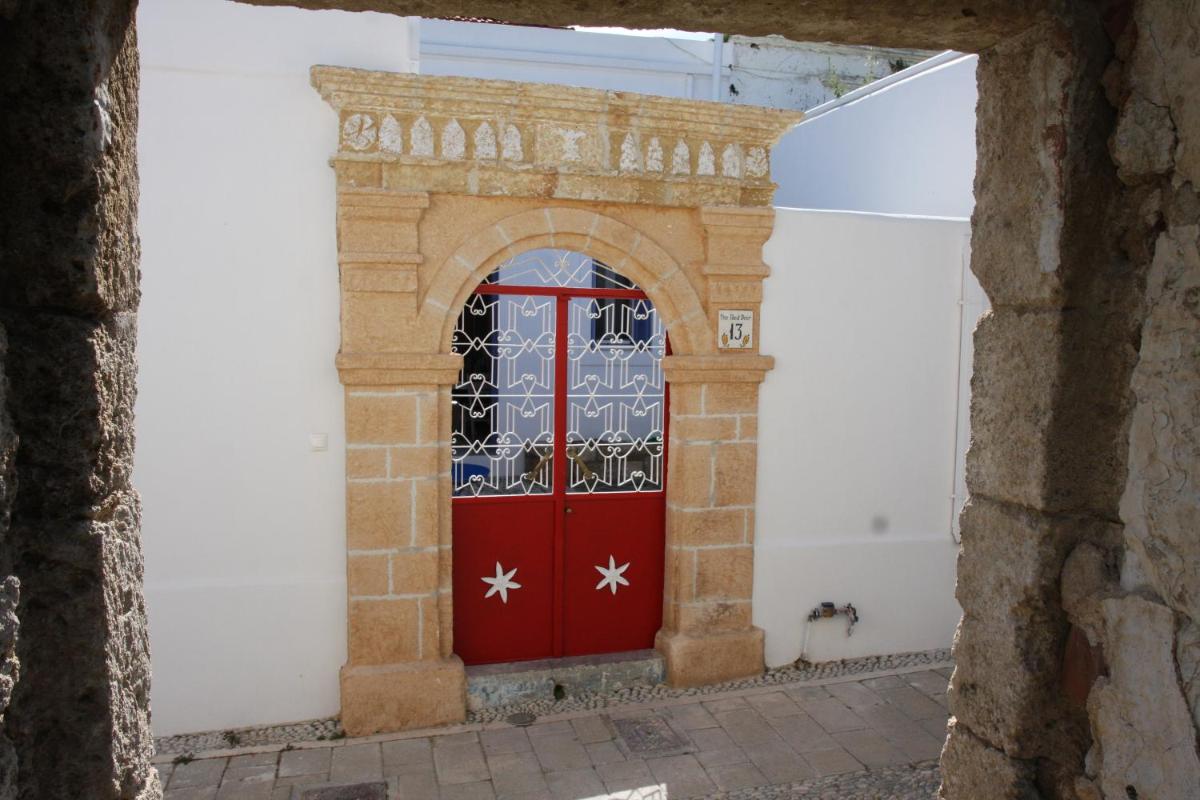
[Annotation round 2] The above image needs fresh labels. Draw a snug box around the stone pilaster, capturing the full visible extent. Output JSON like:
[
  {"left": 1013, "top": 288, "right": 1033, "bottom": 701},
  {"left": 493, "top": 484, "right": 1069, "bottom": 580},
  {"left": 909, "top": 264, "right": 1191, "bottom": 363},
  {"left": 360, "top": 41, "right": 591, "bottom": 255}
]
[
  {"left": 700, "top": 207, "right": 774, "bottom": 355},
  {"left": 339, "top": 353, "right": 466, "bottom": 735},
  {"left": 657, "top": 355, "right": 773, "bottom": 687}
]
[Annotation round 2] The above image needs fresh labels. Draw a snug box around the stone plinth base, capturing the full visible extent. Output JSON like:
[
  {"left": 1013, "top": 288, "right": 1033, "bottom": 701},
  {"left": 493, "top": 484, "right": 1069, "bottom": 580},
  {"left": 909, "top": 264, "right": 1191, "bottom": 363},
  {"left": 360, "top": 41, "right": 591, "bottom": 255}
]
[
  {"left": 655, "top": 627, "right": 765, "bottom": 687},
  {"left": 340, "top": 657, "right": 466, "bottom": 735}
]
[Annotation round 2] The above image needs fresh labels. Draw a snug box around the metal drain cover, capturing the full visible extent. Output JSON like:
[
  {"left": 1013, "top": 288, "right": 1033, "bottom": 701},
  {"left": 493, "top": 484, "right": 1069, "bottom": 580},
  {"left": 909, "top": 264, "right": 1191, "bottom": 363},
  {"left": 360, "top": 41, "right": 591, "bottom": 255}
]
[
  {"left": 612, "top": 715, "right": 692, "bottom": 758},
  {"left": 301, "top": 783, "right": 387, "bottom": 800},
  {"left": 506, "top": 711, "right": 537, "bottom": 726}
]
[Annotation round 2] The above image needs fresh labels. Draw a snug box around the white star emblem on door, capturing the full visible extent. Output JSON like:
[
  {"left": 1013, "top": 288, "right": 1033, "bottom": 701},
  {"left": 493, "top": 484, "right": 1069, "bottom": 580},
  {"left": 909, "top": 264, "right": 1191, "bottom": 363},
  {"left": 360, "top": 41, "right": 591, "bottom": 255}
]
[
  {"left": 594, "top": 555, "right": 631, "bottom": 595},
  {"left": 481, "top": 562, "right": 522, "bottom": 604}
]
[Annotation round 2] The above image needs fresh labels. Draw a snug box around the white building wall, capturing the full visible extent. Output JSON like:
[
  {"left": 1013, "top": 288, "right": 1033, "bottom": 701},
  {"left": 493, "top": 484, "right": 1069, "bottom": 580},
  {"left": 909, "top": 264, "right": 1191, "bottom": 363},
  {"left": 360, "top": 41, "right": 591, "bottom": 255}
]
[
  {"left": 755, "top": 208, "right": 969, "bottom": 667},
  {"left": 771, "top": 54, "right": 978, "bottom": 218},
  {"left": 418, "top": 19, "right": 717, "bottom": 99},
  {"left": 135, "top": 0, "right": 413, "bottom": 737},
  {"left": 727, "top": 37, "right": 929, "bottom": 111}
]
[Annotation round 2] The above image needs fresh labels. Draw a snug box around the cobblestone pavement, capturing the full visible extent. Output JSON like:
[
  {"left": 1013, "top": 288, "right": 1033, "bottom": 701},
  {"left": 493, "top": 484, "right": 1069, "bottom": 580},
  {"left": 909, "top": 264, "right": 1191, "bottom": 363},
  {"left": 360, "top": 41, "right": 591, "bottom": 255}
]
[{"left": 155, "top": 665, "right": 951, "bottom": 800}]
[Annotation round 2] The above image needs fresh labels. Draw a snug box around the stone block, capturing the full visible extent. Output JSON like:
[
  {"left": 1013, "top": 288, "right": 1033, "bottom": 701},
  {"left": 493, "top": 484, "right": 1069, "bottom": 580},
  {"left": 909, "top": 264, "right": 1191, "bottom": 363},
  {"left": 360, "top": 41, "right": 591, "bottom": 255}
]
[
  {"left": 348, "top": 554, "right": 389, "bottom": 597},
  {"left": 346, "top": 482, "right": 411, "bottom": 550},
  {"left": 389, "top": 446, "right": 439, "bottom": 479},
  {"left": 416, "top": 393, "right": 440, "bottom": 444},
  {"left": 419, "top": 597, "right": 439, "bottom": 660},
  {"left": 412, "top": 478, "right": 441, "bottom": 548},
  {"left": 590, "top": 214, "right": 643, "bottom": 258},
  {"left": 450, "top": 224, "right": 513, "bottom": 273},
  {"left": 952, "top": 497, "right": 1109, "bottom": 757},
  {"left": 971, "top": 23, "right": 1073, "bottom": 308},
  {"left": 663, "top": 546, "right": 696, "bottom": 605},
  {"left": 346, "top": 393, "right": 418, "bottom": 445},
  {"left": 671, "top": 415, "right": 738, "bottom": 444},
  {"left": 656, "top": 627, "right": 764, "bottom": 687},
  {"left": 342, "top": 292, "right": 425, "bottom": 352},
  {"left": 669, "top": 385, "right": 704, "bottom": 415},
  {"left": 939, "top": 720, "right": 1038, "bottom": 800},
  {"left": 346, "top": 448, "right": 387, "bottom": 479},
  {"left": 340, "top": 657, "right": 466, "bottom": 735},
  {"left": 705, "top": 383, "right": 759, "bottom": 414},
  {"left": 669, "top": 508, "right": 745, "bottom": 546},
  {"left": 713, "top": 443, "right": 756, "bottom": 506},
  {"left": 389, "top": 550, "right": 438, "bottom": 595},
  {"left": 966, "top": 309, "right": 1058, "bottom": 510},
  {"left": 694, "top": 546, "right": 754, "bottom": 601},
  {"left": 1088, "top": 595, "right": 1200, "bottom": 799},
  {"left": 676, "top": 601, "right": 752, "bottom": 633},
  {"left": 348, "top": 598, "right": 420, "bottom": 665},
  {"left": 666, "top": 443, "right": 712, "bottom": 508}
]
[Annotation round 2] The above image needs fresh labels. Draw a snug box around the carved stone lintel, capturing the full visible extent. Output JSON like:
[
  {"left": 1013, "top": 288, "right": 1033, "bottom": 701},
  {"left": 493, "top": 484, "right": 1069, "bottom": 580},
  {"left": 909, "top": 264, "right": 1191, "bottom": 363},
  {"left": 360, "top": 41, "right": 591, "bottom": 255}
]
[{"left": 313, "top": 68, "right": 802, "bottom": 209}]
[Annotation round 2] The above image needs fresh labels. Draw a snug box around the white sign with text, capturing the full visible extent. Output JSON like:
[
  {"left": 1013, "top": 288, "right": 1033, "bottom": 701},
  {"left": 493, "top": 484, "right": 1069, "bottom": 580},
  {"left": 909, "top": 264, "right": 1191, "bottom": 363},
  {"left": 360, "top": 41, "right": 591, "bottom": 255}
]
[{"left": 718, "top": 309, "right": 754, "bottom": 349}]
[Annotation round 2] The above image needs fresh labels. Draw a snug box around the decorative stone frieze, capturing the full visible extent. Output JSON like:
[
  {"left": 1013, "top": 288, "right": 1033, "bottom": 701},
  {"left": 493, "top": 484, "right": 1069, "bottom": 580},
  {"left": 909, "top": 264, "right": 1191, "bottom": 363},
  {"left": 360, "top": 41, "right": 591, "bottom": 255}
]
[
  {"left": 312, "top": 67, "right": 801, "bottom": 208},
  {"left": 315, "top": 69, "right": 798, "bottom": 735}
]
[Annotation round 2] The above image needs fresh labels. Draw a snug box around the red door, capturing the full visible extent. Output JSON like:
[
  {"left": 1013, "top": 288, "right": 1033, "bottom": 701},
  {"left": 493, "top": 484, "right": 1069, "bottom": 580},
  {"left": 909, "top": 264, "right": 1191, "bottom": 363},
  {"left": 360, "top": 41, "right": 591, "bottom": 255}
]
[{"left": 451, "top": 249, "right": 667, "bottom": 665}]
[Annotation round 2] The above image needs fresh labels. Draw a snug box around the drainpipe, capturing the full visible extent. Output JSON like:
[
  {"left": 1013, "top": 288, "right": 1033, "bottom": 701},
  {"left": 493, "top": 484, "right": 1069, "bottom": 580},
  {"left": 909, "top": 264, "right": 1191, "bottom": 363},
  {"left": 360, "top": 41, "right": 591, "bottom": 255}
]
[{"left": 711, "top": 34, "right": 723, "bottom": 101}]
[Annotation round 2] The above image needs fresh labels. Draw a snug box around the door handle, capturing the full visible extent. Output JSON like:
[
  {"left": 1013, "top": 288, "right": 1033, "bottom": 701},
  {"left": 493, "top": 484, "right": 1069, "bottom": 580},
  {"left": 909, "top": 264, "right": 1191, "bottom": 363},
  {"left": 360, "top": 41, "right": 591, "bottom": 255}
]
[
  {"left": 565, "top": 507, "right": 574, "bottom": 515},
  {"left": 566, "top": 447, "right": 596, "bottom": 480},
  {"left": 522, "top": 451, "right": 552, "bottom": 480}
]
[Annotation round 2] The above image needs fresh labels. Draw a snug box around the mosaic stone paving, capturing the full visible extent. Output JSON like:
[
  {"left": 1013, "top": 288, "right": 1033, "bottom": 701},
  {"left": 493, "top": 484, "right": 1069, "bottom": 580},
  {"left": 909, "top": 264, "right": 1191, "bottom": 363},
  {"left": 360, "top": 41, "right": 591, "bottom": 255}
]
[
  {"left": 154, "top": 649, "right": 950, "bottom": 756},
  {"left": 155, "top": 656, "right": 953, "bottom": 800}
]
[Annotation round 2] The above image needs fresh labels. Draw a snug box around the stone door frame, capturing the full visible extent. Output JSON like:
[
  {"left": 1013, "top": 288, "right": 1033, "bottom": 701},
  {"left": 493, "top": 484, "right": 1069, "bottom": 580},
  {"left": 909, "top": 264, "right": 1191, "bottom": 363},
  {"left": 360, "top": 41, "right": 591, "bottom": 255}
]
[{"left": 313, "top": 67, "right": 801, "bottom": 734}]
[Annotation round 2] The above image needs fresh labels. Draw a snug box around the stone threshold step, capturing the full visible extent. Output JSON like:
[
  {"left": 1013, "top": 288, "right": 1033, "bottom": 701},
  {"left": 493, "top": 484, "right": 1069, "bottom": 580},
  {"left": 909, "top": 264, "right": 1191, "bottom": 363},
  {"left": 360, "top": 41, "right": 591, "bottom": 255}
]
[{"left": 466, "top": 649, "right": 664, "bottom": 711}]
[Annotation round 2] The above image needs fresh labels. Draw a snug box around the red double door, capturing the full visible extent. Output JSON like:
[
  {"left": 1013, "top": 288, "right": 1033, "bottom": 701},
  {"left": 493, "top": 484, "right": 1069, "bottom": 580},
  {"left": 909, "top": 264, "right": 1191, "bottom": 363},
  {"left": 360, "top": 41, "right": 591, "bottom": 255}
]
[{"left": 450, "top": 252, "right": 667, "bottom": 665}]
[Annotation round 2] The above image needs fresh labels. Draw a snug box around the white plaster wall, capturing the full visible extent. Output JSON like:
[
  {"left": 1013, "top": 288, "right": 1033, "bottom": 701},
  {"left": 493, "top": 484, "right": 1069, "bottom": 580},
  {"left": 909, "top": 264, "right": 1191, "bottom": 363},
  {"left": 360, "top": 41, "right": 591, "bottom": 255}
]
[
  {"left": 755, "top": 208, "right": 971, "bottom": 667},
  {"left": 771, "top": 55, "right": 978, "bottom": 218},
  {"left": 727, "top": 37, "right": 929, "bottom": 111},
  {"left": 135, "top": 0, "right": 413, "bottom": 737}
]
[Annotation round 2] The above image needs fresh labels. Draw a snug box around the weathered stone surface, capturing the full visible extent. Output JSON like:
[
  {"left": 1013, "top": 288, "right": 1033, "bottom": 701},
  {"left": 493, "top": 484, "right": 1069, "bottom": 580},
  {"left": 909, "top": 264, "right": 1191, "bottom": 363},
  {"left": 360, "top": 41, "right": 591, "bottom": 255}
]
[
  {"left": 1177, "top": 619, "right": 1200, "bottom": 740},
  {"left": 243, "top": 0, "right": 1045, "bottom": 52},
  {"left": 0, "top": 328, "right": 18, "bottom": 800},
  {"left": 939, "top": 719, "right": 1039, "bottom": 800},
  {"left": 1110, "top": 94, "right": 1176, "bottom": 184},
  {"left": 1119, "top": 224, "right": 1200, "bottom": 622},
  {"left": 1117, "top": 0, "right": 1200, "bottom": 187},
  {"left": 0, "top": 1, "right": 157, "bottom": 798},
  {"left": 1086, "top": 596, "right": 1200, "bottom": 799},
  {"left": 950, "top": 499, "right": 1099, "bottom": 764},
  {"left": 655, "top": 627, "right": 764, "bottom": 688},
  {"left": 340, "top": 658, "right": 467, "bottom": 736},
  {"left": 1058, "top": 542, "right": 1118, "bottom": 643}
]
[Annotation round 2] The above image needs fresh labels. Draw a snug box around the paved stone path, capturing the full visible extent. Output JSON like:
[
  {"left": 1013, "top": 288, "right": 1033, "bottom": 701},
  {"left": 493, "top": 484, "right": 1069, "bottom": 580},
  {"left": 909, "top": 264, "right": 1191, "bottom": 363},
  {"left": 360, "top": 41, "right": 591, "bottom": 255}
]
[{"left": 156, "top": 667, "right": 951, "bottom": 800}]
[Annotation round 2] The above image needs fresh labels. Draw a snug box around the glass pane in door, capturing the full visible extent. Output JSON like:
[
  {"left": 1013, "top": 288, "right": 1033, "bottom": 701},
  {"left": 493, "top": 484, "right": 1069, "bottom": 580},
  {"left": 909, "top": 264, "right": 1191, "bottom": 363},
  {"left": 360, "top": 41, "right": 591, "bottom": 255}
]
[
  {"left": 451, "top": 292, "right": 556, "bottom": 497},
  {"left": 565, "top": 296, "right": 666, "bottom": 494}
]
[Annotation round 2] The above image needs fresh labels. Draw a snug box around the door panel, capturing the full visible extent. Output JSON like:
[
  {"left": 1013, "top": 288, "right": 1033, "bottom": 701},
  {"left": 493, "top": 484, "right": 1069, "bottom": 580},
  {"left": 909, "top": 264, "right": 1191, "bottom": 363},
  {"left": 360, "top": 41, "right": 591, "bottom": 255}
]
[
  {"left": 450, "top": 249, "right": 667, "bottom": 666},
  {"left": 452, "top": 497, "right": 556, "bottom": 664},
  {"left": 562, "top": 493, "right": 665, "bottom": 656}
]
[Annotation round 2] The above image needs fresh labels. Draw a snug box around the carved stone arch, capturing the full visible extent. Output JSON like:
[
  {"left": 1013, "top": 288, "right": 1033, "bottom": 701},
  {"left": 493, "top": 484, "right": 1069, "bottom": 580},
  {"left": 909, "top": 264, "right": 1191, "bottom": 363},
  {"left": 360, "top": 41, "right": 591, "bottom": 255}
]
[
  {"left": 426, "top": 208, "right": 711, "bottom": 356},
  {"left": 315, "top": 68, "right": 797, "bottom": 736}
]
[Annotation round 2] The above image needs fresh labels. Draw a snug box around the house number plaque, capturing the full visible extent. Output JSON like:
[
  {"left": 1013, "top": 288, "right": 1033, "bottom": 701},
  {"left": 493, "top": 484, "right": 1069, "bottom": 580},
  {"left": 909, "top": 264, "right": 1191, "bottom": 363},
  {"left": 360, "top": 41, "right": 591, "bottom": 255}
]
[{"left": 718, "top": 309, "right": 754, "bottom": 350}]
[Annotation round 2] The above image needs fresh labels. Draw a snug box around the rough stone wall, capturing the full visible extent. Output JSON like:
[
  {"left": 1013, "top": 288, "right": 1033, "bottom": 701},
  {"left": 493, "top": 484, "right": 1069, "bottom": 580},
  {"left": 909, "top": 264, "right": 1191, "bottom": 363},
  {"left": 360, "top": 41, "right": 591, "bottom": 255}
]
[
  {"left": 945, "top": 1, "right": 1200, "bottom": 798},
  {"left": 0, "top": 332, "right": 21, "bottom": 799},
  {"left": 1082, "top": 0, "right": 1200, "bottom": 796},
  {"left": 242, "top": 0, "right": 1042, "bottom": 52},
  {"left": 0, "top": 2, "right": 159, "bottom": 799}
]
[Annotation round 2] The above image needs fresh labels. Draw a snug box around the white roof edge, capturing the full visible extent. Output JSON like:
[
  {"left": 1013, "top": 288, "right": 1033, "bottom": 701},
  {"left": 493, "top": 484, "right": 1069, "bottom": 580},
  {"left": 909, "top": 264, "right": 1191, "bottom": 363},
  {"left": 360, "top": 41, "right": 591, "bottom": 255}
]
[
  {"left": 796, "top": 50, "right": 973, "bottom": 125},
  {"left": 772, "top": 206, "right": 971, "bottom": 223}
]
